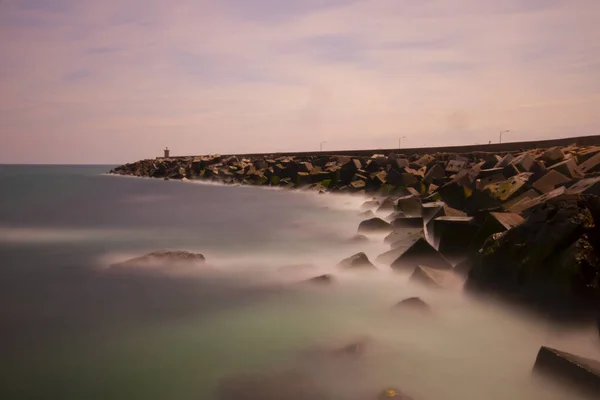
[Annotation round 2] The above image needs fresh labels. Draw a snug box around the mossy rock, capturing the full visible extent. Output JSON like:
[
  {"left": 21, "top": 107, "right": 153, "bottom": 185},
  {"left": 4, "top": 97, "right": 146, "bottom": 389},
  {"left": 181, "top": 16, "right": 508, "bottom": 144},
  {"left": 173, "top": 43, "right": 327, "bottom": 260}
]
[{"left": 269, "top": 175, "right": 281, "bottom": 186}]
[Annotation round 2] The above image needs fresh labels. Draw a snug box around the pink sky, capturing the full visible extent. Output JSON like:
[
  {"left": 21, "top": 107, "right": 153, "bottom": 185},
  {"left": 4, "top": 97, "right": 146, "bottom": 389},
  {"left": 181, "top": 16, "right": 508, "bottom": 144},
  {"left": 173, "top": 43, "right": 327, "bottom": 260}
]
[{"left": 1, "top": 0, "right": 599, "bottom": 163}]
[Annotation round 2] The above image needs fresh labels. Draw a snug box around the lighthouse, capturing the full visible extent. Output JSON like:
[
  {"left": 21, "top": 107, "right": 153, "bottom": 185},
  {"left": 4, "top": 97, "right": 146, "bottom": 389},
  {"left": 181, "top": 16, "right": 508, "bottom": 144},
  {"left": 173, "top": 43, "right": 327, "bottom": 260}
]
[{"left": 163, "top": 147, "right": 170, "bottom": 158}]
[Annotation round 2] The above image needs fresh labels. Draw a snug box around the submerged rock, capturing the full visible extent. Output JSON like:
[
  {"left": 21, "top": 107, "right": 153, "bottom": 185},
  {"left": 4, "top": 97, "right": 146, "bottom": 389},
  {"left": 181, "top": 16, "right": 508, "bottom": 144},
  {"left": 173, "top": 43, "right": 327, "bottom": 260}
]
[
  {"left": 349, "top": 234, "right": 370, "bottom": 243},
  {"left": 338, "top": 252, "right": 376, "bottom": 269},
  {"left": 394, "top": 297, "right": 431, "bottom": 313},
  {"left": 303, "top": 274, "right": 334, "bottom": 285},
  {"left": 376, "top": 388, "right": 414, "bottom": 399},
  {"left": 110, "top": 250, "right": 206, "bottom": 269}
]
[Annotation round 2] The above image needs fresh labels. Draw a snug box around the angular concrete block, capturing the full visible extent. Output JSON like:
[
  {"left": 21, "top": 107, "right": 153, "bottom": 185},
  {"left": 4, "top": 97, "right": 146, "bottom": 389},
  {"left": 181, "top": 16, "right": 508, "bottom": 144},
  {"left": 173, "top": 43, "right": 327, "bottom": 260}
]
[{"left": 533, "top": 346, "right": 600, "bottom": 396}]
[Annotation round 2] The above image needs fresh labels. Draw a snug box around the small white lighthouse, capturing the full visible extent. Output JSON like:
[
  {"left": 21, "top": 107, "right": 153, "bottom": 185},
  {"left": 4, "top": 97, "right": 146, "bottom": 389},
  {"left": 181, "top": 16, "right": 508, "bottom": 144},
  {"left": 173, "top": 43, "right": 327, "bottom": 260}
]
[{"left": 163, "top": 147, "right": 170, "bottom": 158}]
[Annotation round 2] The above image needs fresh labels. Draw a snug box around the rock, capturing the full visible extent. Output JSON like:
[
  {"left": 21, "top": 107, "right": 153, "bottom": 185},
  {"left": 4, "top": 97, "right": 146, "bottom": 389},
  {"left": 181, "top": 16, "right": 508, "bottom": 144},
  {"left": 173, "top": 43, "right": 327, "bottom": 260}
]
[
  {"left": 376, "top": 246, "right": 408, "bottom": 265},
  {"left": 566, "top": 176, "right": 600, "bottom": 196},
  {"left": 303, "top": 275, "right": 334, "bottom": 285},
  {"left": 359, "top": 210, "right": 375, "bottom": 218},
  {"left": 338, "top": 252, "right": 376, "bottom": 269},
  {"left": 532, "top": 170, "right": 571, "bottom": 193},
  {"left": 484, "top": 173, "right": 533, "bottom": 202},
  {"left": 390, "top": 238, "right": 453, "bottom": 273},
  {"left": 331, "top": 337, "right": 371, "bottom": 357},
  {"left": 541, "top": 147, "right": 565, "bottom": 164},
  {"left": 390, "top": 216, "right": 423, "bottom": 230},
  {"left": 510, "top": 152, "right": 535, "bottom": 172},
  {"left": 470, "top": 212, "right": 525, "bottom": 252},
  {"left": 384, "top": 229, "right": 422, "bottom": 246},
  {"left": 509, "top": 186, "right": 566, "bottom": 214},
  {"left": 533, "top": 346, "right": 600, "bottom": 396},
  {"left": 548, "top": 158, "right": 582, "bottom": 179},
  {"left": 446, "top": 159, "right": 467, "bottom": 174},
  {"left": 577, "top": 147, "right": 600, "bottom": 164},
  {"left": 394, "top": 296, "right": 431, "bottom": 313},
  {"left": 377, "top": 197, "right": 396, "bottom": 212},
  {"left": 578, "top": 151, "right": 600, "bottom": 175},
  {"left": 362, "top": 200, "right": 381, "bottom": 210},
  {"left": 466, "top": 194, "right": 600, "bottom": 317},
  {"left": 421, "top": 201, "right": 445, "bottom": 223},
  {"left": 350, "top": 179, "right": 366, "bottom": 190},
  {"left": 495, "top": 154, "right": 515, "bottom": 168},
  {"left": 414, "top": 154, "right": 435, "bottom": 168},
  {"left": 409, "top": 265, "right": 445, "bottom": 288},
  {"left": 503, "top": 188, "right": 540, "bottom": 212},
  {"left": 410, "top": 265, "right": 462, "bottom": 289},
  {"left": 339, "top": 158, "right": 362, "bottom": 184},
  {"left": 431, "top": 216, "right": 480, "bottom": 264},
  {"left": 349, "top": 234, "right": 369, "bottom": 243},
  {"left": 396, "top": 195, "right": 422, "bottom": 217},
  {"left": 358, "top": 218, "right": 393, "bottom": 233},
  {"left": 424, "top": 163, "right": 446, "bottom": 184},
  {"left": 453, "top": 258, "right": 473, "bottom": 277},
  {"left": 110, "top": 250, "right": 206, "bottom": 269}
]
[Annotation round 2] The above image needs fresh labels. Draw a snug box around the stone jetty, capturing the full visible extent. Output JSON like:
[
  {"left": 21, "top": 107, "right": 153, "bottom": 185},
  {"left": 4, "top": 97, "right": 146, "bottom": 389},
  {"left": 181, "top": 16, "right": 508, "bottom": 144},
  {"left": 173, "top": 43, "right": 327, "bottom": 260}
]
[
  {"left": 110, "top": 138, "right": 600, "bottom": 395},
  {"left": 109, "top": 141, "right": 600, "bottom": 317}
]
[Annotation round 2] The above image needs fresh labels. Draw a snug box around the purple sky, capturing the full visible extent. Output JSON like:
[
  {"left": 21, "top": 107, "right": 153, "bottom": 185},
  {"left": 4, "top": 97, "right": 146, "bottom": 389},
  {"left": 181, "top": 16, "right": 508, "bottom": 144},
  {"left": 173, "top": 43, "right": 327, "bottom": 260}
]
[{"left": 1, "top": 0, "right": 599, "bottom": 163}]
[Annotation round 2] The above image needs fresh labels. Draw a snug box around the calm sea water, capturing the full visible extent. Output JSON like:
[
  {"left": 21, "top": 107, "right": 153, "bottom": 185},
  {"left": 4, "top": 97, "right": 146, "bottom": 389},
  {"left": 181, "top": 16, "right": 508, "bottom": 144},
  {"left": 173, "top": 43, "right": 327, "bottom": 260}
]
[{"left": 1, "top": 165, "right": 599, "bottom": 399}]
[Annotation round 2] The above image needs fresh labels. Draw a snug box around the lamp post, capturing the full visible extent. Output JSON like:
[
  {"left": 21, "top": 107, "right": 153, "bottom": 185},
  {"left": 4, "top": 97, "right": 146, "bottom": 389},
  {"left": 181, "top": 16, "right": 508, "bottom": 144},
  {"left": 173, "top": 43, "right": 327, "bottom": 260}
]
[
  {"left": 320, "top": 141, "right": 327, "bottom": 151},
  {"left": 399, "top": 136, "right": 406, "bottom": 149},
  {"left": 499, "top": 130, "right": 510, "bottom": 144}
]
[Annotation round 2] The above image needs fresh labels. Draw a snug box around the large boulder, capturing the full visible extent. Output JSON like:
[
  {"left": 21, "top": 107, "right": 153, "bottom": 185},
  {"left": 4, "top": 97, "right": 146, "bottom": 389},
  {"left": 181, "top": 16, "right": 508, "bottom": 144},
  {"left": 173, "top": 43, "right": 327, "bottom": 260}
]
[
  {"left": 466, "top": 194, "right": 600, "bottom": 317},
  {"left": 393, "top": 296, "right": 431, "bottom": 314}
]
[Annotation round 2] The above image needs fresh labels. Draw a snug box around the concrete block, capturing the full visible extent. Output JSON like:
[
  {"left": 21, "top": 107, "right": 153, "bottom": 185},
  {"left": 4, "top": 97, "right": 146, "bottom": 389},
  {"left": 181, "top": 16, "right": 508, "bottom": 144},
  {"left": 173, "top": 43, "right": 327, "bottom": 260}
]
[
  {"left": 533, "top": 346, "right": 600, "bottom": 396},
  {"left": 390, "top": 238, "right": 453, "bottom": 273},
  {"left": 446, "top": 159, "right": 467, "bottom": 173},
  {"left": 510, "top": 152, "right": 535, "bottom": 172},
  {"left": 433, "top": 216, "right": 480, "bottom": 263},
  {"left": 565, "top": 176, "right": 600, "bottom": 196},
  {"left": 532, "top": 170, "right": 571, "bottom": 193},
  {"left": 548, "top": 158, "right": 582, "bottom": 179},
  {"left": 541, "top": 147, "right": 564, "bottom": 164},
  {"left": 577, "top": 151, "right": 600, "bottom": 175},
  {"left": 396, "top": 195, "right": 422, "bottom": 217}
]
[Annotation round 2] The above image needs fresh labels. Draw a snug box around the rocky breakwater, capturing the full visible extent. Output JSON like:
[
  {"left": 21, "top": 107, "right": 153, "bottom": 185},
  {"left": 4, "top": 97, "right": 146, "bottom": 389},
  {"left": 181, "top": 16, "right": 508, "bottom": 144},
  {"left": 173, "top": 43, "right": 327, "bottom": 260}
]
[
  {"left": 111, "top": 145, "right": 600, "bottom": 314},
  {"left": 111, "top": 144, "right": 600, "bottom": 394}
]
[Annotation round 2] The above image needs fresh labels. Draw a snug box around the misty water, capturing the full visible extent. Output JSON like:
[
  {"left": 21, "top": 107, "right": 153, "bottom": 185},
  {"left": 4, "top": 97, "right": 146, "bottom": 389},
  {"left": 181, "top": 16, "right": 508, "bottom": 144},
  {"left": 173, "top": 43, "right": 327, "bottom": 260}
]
[{"left": 1, "top": 165, "right": 599, "bottom": 399}]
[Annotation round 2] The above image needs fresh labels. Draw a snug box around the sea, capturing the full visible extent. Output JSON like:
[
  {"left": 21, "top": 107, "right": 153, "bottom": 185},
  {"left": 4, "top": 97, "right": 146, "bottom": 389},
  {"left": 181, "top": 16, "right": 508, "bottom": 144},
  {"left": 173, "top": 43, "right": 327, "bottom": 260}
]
[{"left": 1, "top": 165, "right": 599, "bottom": 400}]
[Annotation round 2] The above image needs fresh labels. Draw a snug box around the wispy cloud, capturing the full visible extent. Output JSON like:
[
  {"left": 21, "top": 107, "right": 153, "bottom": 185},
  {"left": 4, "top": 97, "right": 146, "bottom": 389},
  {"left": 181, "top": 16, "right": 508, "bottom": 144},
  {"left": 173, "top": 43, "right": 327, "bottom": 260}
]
[{"left": 0, "top": 0, "right": 599, "bottom": 163}]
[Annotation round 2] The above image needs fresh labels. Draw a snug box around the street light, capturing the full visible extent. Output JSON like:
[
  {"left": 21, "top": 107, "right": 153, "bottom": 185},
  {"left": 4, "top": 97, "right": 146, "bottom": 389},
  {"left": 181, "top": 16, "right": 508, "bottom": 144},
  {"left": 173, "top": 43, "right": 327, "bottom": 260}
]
[
  {"left": 320, "top": 141, "right": 327, "bottom": 151},
  {"left": 399, "top": 136, "right": 406, "bottom": 148},
  {"left": 499, "top": 130, "right": 510, "bottom": 144}
]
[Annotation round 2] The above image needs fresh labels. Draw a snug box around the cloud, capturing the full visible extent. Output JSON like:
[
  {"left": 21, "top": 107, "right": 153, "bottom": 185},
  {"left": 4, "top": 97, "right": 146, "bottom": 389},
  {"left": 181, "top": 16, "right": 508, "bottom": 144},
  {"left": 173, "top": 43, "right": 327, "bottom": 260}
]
[{"left": 0, "top": 0, "right": 599, "bottom": 163}]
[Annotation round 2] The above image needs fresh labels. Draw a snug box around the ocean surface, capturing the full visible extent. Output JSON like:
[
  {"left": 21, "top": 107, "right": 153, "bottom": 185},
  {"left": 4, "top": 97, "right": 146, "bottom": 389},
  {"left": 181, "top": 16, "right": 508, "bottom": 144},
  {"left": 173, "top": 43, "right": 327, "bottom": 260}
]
[{"left": 1, "top": 165, "right": 599, "bottom": 399}]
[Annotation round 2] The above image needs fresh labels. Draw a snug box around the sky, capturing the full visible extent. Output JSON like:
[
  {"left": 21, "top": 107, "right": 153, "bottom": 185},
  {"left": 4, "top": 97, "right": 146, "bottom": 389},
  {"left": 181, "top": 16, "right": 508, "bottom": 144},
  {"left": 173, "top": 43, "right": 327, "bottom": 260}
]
[{"left": 1, "top": 0, "right": 599, "bottom": 164}]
